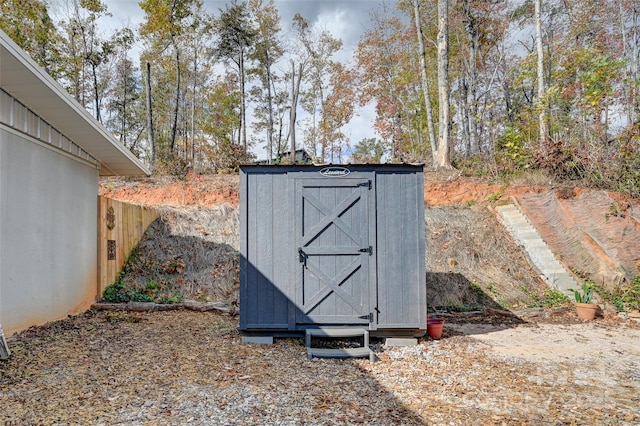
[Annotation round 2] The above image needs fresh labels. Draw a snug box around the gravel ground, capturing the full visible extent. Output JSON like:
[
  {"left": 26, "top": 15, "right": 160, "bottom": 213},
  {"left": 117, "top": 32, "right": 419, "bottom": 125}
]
[{"left": 1, "top": 309, "right": 639, "bottom": 425}]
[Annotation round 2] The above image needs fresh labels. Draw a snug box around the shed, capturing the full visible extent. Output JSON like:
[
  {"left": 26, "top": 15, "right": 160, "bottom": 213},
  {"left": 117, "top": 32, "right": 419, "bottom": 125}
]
[
  {"left": 255, "top": 149, "right": 313, "bottom": 165},
  {"left": 0, "top": 30, "right": 149, "bottom": 335},
  {"left": 239, "top": 164, "right": 426, "bottom": 337}
]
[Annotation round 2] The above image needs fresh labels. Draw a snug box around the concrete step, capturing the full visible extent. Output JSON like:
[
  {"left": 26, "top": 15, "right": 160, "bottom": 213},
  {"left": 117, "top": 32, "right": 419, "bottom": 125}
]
[
  {"left": 496, "top": 203, "right": 580, "bottom": 295},
  {"left": 517, "top": 230, "right": 540, "bottom": 237},
  {"left": 542, "top": 267, "right": 570, "bottom": 274}
]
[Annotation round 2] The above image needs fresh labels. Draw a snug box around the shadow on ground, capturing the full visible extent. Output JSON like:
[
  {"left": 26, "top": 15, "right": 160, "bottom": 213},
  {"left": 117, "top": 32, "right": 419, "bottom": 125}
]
[
  {"left": 426, "top": 272, "right": 527, "bottom": 337},
  {"left": 0, "top": 310, "right": 427, "bottom": 425}
]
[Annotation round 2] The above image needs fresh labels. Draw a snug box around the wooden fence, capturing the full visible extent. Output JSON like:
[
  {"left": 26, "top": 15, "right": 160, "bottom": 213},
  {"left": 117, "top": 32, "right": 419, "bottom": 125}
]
[{"left": 97, "top": 196, "right": 159, "bottom": 296}]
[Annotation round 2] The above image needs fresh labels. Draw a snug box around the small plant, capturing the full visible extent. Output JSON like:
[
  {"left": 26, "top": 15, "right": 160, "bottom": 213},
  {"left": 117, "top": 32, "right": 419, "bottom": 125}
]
[
  {"left": 571, "top": 282, "right": 594, "bottom": 304},
  {"left": 464, "top": 199, "right": 477, "bottom": 207},
  {"left": 541, "top": 289, "right": 570, "bottom": 307},
  {"left": 470, "top": 282, "right": 483, "bottom": 294},
  {"left": 101, "top": 274, "right": 155, "bottom": 303},
  {"left": 485, "top": 282, "right": 500, "bottom": 296},
  {"left": 102, "top": 273, "right": 129, "bottom": 303},
  {"left": 605, "top": 203, "right": 625, "bottom": 222},
  {"left": 157, "top": 291, "right": 183, "bottom": 304},
  {"left": 487, "top": 190, "right": 505, "bottom": 202}
]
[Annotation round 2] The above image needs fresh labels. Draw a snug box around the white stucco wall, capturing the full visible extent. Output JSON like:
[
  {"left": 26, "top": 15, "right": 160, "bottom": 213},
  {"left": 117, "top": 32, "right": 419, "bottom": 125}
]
[{"left": 1, "top": 126, "right": 98, "bottom": 335}]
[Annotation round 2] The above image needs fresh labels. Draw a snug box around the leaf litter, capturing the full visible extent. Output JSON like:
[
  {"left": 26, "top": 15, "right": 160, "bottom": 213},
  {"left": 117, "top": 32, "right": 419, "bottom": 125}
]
[{"left": 1, "top": 309, "right": 639, "bottom": 425}]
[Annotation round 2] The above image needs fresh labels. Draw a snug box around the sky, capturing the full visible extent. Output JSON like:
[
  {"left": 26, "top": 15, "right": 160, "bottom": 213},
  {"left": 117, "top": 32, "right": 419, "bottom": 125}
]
[{"left": 91, "top": 0, "right": 390, "bottom": 161}]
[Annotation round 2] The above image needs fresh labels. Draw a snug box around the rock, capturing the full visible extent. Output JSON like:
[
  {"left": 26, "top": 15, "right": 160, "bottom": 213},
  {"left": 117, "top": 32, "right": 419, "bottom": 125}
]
[
  {"left": 91, "top": 302, "right": 183, "bottom": 311},
  {"left": 513, "top": 307, "right": 545, "bottom": 319},
  {"left": 183, "top": 300, "right": 232, "bottom": 313}
]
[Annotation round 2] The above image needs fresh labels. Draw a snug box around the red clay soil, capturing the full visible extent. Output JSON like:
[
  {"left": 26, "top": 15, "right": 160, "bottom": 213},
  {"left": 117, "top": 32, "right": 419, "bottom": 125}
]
[
  {"left": 517, "top": 189, "right": 640, "bottom": 285},
  {"left": 99, "top": 174, "right": 240, "bottom": 207},
  {"left": 423, "top": 180, "right": 546, "bottom": 206},
  {"left": 101, "top": 173, "right": 547, "bottom": 208}
]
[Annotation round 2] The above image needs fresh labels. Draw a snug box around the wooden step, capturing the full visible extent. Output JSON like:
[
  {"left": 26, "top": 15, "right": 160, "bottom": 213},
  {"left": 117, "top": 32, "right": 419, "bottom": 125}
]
[{"left": 305, "top": 328, "right": 374, "bottom": 362}]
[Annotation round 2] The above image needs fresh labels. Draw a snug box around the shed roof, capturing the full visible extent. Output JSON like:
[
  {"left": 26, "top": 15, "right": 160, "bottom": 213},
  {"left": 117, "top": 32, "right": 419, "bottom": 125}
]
[{"left": 0, "top": 30, "right": 149, "bottom": 176}]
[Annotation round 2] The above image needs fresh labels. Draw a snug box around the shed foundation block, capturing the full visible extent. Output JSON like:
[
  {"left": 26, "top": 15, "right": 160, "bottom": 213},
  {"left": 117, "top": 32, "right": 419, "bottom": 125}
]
[
  {"left": 384, "top": 337, "right": 418, "bottom": 347},
  {"left": 242, "top": 336, "right": 274, "bottom": 345}
]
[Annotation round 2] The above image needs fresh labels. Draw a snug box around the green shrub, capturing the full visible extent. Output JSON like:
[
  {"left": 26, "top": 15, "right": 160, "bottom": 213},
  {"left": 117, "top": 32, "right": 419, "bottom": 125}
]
[
  {"left": 102, "top": 274, "right": 129, "bottom": 303},
  {"left": 592, "top": 277, "right": 640, "bottom": 312},
  {"left": 102, "top": 273, "right": 158, "bottom": 303},
  {"left": 525, "top": 287, "right": 570, "bottom": 308}
]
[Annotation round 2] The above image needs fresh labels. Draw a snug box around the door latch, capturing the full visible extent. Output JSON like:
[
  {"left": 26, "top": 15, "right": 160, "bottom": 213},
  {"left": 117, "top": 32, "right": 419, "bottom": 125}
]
[
  {"left": 358, "top": 246, "right": 373, "bottom": 255},
  {"left": 298, "top": 247, "right": 307, "bottom": 266},
  {"left": 356, "top": 180, "right": 372, "bottom": 190}
]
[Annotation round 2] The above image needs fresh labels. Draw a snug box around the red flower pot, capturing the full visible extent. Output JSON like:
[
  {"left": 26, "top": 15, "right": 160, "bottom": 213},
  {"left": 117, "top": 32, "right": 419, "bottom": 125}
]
[
  {"left": 575, "top": 303, "right": 597, "bottom": 320},
  {"left": 427, "top": 318, "right": 445, "bottom": 339}
]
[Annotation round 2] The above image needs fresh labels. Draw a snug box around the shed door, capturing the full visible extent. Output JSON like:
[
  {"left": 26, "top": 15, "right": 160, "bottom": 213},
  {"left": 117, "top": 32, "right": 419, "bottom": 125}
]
[{"left": 295, "top": 178, "right": 376, "bottom": 325}]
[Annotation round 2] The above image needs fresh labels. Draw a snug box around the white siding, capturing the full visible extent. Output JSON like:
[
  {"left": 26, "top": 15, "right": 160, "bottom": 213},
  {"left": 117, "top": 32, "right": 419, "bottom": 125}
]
[{"left": 0, "top": 127, "right": 98, "bottom": 335}]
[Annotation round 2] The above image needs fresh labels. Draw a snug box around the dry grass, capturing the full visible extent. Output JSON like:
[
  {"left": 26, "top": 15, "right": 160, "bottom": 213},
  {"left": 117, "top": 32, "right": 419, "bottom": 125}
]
[
  {"left": 426, "top": 205, "right": 546, "bottom": 310},
  {"left": 110, "top": 205, "right": 240, "bottom": 305}
]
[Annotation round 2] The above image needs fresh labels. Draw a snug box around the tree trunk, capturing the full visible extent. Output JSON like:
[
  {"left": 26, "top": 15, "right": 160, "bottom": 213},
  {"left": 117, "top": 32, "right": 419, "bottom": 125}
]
[
  {"left": 240, "top": 49, "right": 247, "bottom": 151},
  {"left": 91, "top": 61, "right": 101, "bottom": 123},
  {"left": 412, "top": 0, "right": 438, "bottom": 168},
  {"left": 535, "top": 0, "right": 547, "bottom": 150},
  {"left": 192, "top": 40, "right": 198, "bottom": 168},
  {"left": 634, "top": 6, "right": 639, "bottom": 120},
  {"left": 121, "top": 55, "right": 127, "bottom": 145},
  {"left": 290, "top": 60, "right": 302, "bottom": 164},
  {"left": 436, "top": 0, "right": 452, "bottom": 169},
  {"left": 170, "top": 41, "right": 180, "bottom": 154},
  {"left": 265, "top": 51, "right": 274, "bottom": 164},
  {"left": 145, "top": 61, "right": 155, "bottom": 164},
  {"left": 462, "top": 0, "right": 479, "bottom": 155},
  {"left": 319, "top": 87, "right": 326, "bottom": 161}
]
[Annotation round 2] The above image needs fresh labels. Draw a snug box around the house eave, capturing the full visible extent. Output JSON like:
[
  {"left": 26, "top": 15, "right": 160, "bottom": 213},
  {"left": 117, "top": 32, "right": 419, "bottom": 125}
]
[{"left": 0, "top": 30, "right": 149, "bottom": 177}]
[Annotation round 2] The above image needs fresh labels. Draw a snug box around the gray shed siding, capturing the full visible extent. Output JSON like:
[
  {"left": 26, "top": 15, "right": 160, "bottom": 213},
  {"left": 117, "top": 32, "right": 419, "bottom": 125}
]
[
  {"left": 240, "top": 170, "right": 293, "bottom": 329},
  {"left": 375, "top": 171, "right": 426, "bottom": 328},
  {"left": 239, "top": 165, "right": 426, "bottom": 335}
]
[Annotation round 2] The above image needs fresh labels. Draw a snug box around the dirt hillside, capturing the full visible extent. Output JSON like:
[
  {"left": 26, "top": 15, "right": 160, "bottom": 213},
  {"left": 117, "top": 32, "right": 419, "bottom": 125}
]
[{"left": 98, "top": 173, "right": 639, "bottom": 311}]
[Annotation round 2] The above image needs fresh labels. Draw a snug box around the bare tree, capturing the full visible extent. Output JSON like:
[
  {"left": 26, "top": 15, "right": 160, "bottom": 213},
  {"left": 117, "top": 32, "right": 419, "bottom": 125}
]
[
  {"left": 412, "top": 0, "right": 437, "bottom": 168},
  {"left": 535, "top": 0, "right": 547, "bottom": 149},
  {"left": 436, "top": 0, "right": 452, "bottom": 168}
]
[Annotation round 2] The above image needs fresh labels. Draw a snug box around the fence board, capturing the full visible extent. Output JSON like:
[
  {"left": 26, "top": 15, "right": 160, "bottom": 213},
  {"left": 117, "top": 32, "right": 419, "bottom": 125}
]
[
  {"left": 97, "top": 196, "right": 159, "bottom": 296},
  {"left": 97, "top": 196, "right": 107, "bottom": 294}
]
